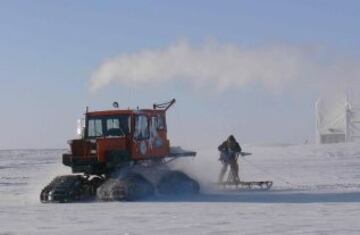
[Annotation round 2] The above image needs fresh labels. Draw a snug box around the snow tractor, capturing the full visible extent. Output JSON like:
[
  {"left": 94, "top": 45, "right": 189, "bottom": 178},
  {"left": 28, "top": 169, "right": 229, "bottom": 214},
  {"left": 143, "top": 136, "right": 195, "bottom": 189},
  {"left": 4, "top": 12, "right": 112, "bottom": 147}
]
[{"left": 40, "top": 99, "right": 200, "bottom": 202}]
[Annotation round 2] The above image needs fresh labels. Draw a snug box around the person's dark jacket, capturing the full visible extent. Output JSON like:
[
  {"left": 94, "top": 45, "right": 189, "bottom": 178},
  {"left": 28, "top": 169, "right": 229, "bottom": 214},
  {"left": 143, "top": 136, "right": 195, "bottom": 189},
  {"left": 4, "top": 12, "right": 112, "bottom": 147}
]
[{"left": 218, "top": 141, "right": 241, "bottom": 154}]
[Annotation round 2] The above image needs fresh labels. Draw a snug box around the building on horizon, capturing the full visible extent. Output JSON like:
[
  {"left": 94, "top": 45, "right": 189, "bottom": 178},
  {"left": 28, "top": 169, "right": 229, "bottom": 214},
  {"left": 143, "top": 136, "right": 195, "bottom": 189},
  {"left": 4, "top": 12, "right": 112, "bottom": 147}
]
[{"left": 316, "top": 93, "right": 360, "bottom": 144}]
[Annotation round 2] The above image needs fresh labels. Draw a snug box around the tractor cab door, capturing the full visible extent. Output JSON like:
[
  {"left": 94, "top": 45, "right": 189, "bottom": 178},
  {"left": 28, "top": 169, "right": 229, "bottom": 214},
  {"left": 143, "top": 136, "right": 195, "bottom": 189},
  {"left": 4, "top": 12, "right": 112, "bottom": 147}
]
[
  {"left": 131, "top": 113, "right": 170, "bottom": 160},
  {"left": 148, "top": 113, "right": 169, "bottom": 157},
  {"left": 132, "top": 114, "right": 150, "bottom": 159}
]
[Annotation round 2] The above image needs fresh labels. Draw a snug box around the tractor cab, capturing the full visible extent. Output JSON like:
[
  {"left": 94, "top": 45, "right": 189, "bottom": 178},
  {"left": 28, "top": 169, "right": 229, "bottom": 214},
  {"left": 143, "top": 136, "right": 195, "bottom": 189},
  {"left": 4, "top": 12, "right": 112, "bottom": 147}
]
[{"left": 63, "top": 99, "right": 175, "bottom": 175}]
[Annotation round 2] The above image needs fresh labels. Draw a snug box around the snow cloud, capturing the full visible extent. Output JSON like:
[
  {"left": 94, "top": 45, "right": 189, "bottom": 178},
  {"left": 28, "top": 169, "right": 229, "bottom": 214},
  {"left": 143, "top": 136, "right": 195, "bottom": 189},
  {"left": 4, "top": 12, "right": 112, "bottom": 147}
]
[{"left": 90, "top": 40, "right": 360, "bottom": 93}]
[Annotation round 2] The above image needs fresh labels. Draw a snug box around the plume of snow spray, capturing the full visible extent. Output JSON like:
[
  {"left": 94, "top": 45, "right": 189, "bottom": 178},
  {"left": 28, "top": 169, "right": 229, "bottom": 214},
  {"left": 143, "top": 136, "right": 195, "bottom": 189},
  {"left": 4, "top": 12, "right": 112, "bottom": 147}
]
[{"left": 90, "top": 40, "right": 360, "bottom": 94}]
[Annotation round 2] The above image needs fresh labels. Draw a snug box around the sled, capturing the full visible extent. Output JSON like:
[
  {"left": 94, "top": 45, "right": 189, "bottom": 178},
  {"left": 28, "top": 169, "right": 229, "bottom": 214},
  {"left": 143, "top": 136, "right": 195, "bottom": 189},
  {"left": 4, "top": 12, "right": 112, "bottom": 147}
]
[
  {"left": 217, "top": 151, "right": 273, "bottom": 191},
  {"left": 218, "top": 180, "right": 273, "bottom": 190}
]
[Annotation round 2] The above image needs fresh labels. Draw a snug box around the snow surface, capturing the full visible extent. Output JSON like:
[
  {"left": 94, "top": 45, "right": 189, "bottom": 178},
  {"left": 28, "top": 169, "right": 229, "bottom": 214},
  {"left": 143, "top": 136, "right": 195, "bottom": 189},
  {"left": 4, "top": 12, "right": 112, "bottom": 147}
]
[{"left": 1, "top": 144, "right": 360, "bottom": 234}]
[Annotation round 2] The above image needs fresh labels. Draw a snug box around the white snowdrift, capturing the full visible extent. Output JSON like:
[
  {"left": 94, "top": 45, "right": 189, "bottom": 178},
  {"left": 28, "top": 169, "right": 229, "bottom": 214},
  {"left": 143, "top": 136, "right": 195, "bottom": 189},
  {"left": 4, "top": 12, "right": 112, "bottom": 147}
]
[{"left": 1, "top": 144, "right": 360, "bottom": 234}]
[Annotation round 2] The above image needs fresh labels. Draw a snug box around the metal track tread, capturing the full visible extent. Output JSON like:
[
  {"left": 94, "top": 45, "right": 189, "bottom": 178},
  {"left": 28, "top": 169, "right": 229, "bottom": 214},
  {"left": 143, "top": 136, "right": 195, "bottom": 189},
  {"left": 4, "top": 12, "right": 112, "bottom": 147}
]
[
  {"left": 97, "top": 173, "right": 155, "bottom": 201},
  {"left": 40, "top": 175, "right": 94, "bottom": 203},
  {"left": 157, "top": 170, "right": 200, "bottom": 195}
]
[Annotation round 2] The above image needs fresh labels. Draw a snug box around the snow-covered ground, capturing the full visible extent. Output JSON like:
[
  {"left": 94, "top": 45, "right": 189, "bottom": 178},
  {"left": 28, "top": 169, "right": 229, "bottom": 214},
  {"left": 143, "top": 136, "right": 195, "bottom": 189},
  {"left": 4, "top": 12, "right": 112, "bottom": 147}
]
[{"left": 1, "top": 144, "right": 360, "bottom": 234}]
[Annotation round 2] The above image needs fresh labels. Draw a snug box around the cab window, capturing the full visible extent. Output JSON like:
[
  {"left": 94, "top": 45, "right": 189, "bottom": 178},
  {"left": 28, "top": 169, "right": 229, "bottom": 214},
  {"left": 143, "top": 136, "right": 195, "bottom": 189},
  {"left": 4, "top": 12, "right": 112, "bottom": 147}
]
[
  {"left": 106, "top": 118, "right": 122, "bottom": 136},
  {"left": 88, "top": 119, "right": 103, "bottom": 137},
  {"left": 87, "top": 115, "right": 131, "bottom": 138},
  {"left": 134, "top": 115, "right": 149, "bottom": 139},
  {"left": 157, "top": 115, "right": 165, "bottom": 130}
]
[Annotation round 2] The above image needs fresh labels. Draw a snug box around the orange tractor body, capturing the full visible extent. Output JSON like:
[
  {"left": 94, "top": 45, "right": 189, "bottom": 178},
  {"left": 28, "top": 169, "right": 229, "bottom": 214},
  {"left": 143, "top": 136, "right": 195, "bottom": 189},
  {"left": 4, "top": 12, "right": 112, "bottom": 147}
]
[{"left": 41, "top": 99, "right": 199, "bottom": 202}]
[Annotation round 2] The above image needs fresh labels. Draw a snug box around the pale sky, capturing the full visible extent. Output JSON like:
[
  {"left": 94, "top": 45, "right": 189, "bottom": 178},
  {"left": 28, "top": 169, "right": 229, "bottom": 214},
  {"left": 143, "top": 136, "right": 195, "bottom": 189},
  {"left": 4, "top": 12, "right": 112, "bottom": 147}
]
[{"left": 0, "top": 0, "right": 360, "bottom": 149}]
